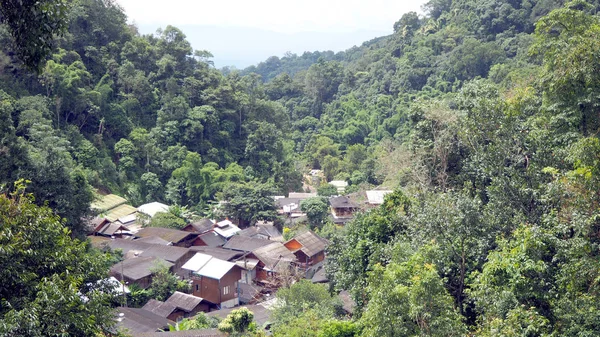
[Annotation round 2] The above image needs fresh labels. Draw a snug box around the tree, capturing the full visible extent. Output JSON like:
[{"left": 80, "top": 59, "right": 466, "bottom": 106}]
[
  {"left": 222, "top": 182, "right": 279, "bottom": 226},
  {"left": 148, "top": 261, "right": 189, "bottom": 301},
  {"left": 217, "top": 307, "right": 259, "bottom": 336},
  {"left": 0, "top": 181, "right": 116, "bottom": 336},
  {"left": 147, "top": 211, "right": 187, "bottom": 230},
  {"left": 359, "top": 244, "right": 466, "bottom": 337},
  {"left": 0, "top": 0, "right": 70, "bottom": 70},
  {"left": 301, "top": 197, "right": 330, "bottom": 229}
]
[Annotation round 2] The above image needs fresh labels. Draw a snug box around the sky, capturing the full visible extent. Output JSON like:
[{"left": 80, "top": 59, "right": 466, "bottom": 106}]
[{"left": 116, "top": 0, "right": 428, "bottom": 68}]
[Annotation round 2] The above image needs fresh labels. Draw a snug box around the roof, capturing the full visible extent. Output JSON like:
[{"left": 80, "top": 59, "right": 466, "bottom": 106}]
[
  {"left": 116, "top": 307, "right": 172, "bottom": 334},
  {"left": 329, "top": 196, "right": 358, "bottom": 209},
  {"left": 138, "top": 202, "right": 170, "bottom": 218},
  {"left": 90, "top": 217, "right": 110, "bottom": 231},
  {"left": 134, "top": 329, "right": 225, "bottom": 337},
  {"left": 136, "top": 236, "right": 171, "bottom": 246},
  {"left": 142, "top": 299, "right": 177, "bottom": 318},
  {"left": 196, "top": 258, "right": 237, "bottom": 279},
  {"left": 329, "top": 180, "right": 348, "bottom": 188},
  {"left": 222, "top": 236, "right": 273, "bottom": 252},
  {"left": 311, "top": 267, "right": 328, "bottom": 283},
  {"left": 189, "top": 246, "right": 244, "bottom": 261},
  {"left": 92, "top": 194, "right": 127, "bottom": 212},
  {"left": 239, "top": 225, "right": 283, "bottom": 241},
  {"left": 107, "top": 239, "right": 190, "bottom": 263},
  {"left": 251, "top": 242, "right": 297, "bottom": 270},
  {"left": 339, "top": 291, "right": 355, "bottom": 314},
  {"left": 110, "top": 256, "right": 173, "bottom": 281},
  {"left": 197, "top": 231, "right": 226, "bottom": 247},
  {"left": 182, "top": 253, "right": 237, "bottom": 280},
  {"left": 135, "top": 227, "right": 198, "bottom": 244},
  {"left": 239, "top": 282, "right": 263, "bottom": 303},
  {"left": 213, "top": 222, "right": 241, "bottom": 238},
  {"left": 165, "top": 291, "right": 204, "bottom": 312},
  {"left": 96, "top": 222, "right": 130, "bottom": 236},
  {"left": 184, "top": 218, "right": 215, "bottom": 233},
  {"left": 365, "top": 190, "right": 394, "bottom": 205},
  {"left": 118, "top": 213, "right": 138, "bottom": 225},
  {"left": 106, "top": 204, "right": 138, "bottom": 222},
  {"left": 182, "top": 253, "right": 213, "bottom": 272},
  {"left": 287, "top": 230, "right": 328, "bottom": 257},
  {"left": 288, "top": 192, "right": 317, "bottom": 199},
  {"left": 235, "top": 258, "right": 260, "bottom": 271}
]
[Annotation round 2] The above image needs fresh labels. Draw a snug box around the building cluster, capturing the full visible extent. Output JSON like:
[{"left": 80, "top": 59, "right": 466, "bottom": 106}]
[{"left": 88, "top": 188, "right": 391, "bottom": 335}]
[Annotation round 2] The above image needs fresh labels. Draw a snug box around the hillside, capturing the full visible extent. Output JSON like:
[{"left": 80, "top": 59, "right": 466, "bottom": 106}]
[{"left": 2, "top": 0, "right": 600, "bottom": 335}]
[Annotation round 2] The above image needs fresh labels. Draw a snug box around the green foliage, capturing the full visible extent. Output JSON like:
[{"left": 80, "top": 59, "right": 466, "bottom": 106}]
[
  {"left": 301, "top": 196, "right": 330, "bottom": 229},
  {"left": 222, "top": 182, "right": 279, "bottom": 226},
  {"left": 169, "top": 312, "right": 220, "bottom": 331},
  {"left": 147, "top": 211, "right": 187, "bottom": 230},
  {"left": 317, "top": 184, "right": 338, "bottom": 197},
  {"left": 217, "top": 307, "right": 258, "bottom": 336},
  {"left": 0, "top": 184, "right": 115, "bottom": 335},
  {"left": 148, "top": 261, "right": 190, "bottom": 301}
]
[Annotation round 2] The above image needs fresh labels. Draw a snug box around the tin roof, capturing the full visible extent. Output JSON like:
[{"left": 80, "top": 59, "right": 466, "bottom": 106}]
[
  {"left": 182, "top": 253, "right": 213, "bottom": 272},
  {"left": 287, "top": 230, "right": 328, "bottom": 257},
  {"left": 251, "top": 242, "right": 297, "bottom": 270},
  {"left": 196, "top": 258, "right": 236, "bottom": 280},
  {"left": 222, "top": 236, "right": 272, "bottom": 252},
  {"left": 165, "top": 291, "right": 204, "bottom": 312},
  {"left": 213, "top": 222, "right": 241, "bottom": 238},
  {"left": 135, "top": 227, "right": 198, "bottom": 244},
  {"left": 197, "top": 231, "right": 226, "bottom": 247},
  {"left": 137, "top": 202, "right": 170, "bottom": 218},
  {"left": 142, "top": 299, "right": 177, "bottom": 318}
]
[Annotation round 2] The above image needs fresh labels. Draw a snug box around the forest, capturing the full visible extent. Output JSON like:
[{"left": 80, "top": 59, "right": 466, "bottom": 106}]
[{"left": 2, "top": 0, "right": 600, "bottom": 335}]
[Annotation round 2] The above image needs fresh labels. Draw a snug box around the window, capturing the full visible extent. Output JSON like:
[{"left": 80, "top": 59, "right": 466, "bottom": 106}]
[
  {"left": 195, "top": 284, "right": 199, "bottom": 291},
  {"left": 223, "top": 285, "right": 230, "bottom": 295}
]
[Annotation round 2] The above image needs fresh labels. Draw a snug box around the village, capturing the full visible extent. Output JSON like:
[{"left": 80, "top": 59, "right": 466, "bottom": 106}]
[{"left": 87, "top": 179, "right": 393, "bottom": 336}]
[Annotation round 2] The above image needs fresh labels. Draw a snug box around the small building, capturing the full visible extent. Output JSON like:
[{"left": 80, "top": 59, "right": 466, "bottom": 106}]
[
  {"left": 247, "top": 242, "right": 297, "bottom": 283},
  {"left": 182, "top": 218, "right": 215, "bottom": 234},
  {"left": 142, "top": 292, "right": 209, "bottom": 321},
  {"left": 284, "top": 230, "right": 328, "bottom": 267},
  {"left": 212, "top": 220, "right": 241, "bottom": 239},
  {"left": 182, "top": 253, "right": 242, "bottom": 309},
  {"left": 194, "top": 231, "right": 226, "bottom": 247},
  {"left": 110, "top": 256, "right": 174, "bottom": 289},
  {"left": 135, "top": 227, "right": 199, "bottom": 248},
  {"left": 329, "top": 196, "right": 358, "bottom": 224},
  {"left": 137, "top": 202, "right": 170, "bottom": 218},
  {"left": 222, "top": 235, "right": 273, "bottom": 253},
  {"left": 115, "top": 307, "right": 173, "bottom": 335},
  {"left": 365, "top": 190, "right": 393, "bottom": 206}
]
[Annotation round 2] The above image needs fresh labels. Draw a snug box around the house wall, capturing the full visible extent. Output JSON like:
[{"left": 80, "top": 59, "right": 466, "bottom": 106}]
[
  {"left": 192, "top": 266, "right": 241, "bottom": 307},
  {"left": 311, "top": 251, "right": 325, "bottom": 264}
]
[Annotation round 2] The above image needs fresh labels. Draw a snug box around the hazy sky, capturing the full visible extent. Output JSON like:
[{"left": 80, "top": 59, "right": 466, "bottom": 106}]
[{"left": 116, "top": 0, "right": 428, "bottom": 67}]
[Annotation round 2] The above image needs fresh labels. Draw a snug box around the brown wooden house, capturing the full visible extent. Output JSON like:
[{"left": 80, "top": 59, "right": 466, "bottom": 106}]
[
  {"left": 329, "top": 196, "right": 359, "bottom": 224},
  {"left": 182, "top": 253, "right": 242, "bottom": 309},
  {"left": 284, "top": 230, "right": 328, "bottom": 267}
]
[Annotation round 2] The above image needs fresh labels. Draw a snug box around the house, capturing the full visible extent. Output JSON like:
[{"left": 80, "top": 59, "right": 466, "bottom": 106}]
[
  {"left": 222, "top": 236, "right": 273, "bottom": 253},
  {"left": 135, "top": 227, "right": 199, "bottom": 248},
  {"left": 142, "top": 291, "right": 209, "bottom": 321},
  {"left": 137, "top": 202, "right": 170, "bottom": 218},
  {"left": 194, "top": 231, "right": 226, "bottom": 247},
  {"left": 107, "top": 239, "right": 195, "bottom": 277},
  {"left": 284, "top": 230, "right": 328, "bottom": 267},
  {"left": 238, "top": 223, "right": 283, "bottom": 241},
  {"left": 212, "top": 219, "right": 241, "bottom": 239},
  {"left": 365, "top": 190, "right": 393, "bottom": 206},
  {"left": 182, "top": 218, "right": 215, "bottom": 234},
  {"left": 93, "top": 221, "right": 131, "bottom": 238},
  {"left": 115, "top": 307, "right": 173, "bottom": 335},
  {"left": 329, "top": 196, "right": 358, "bottom": 224},
  {"left": 182, "top": 253, "right": 242, "bottom": 309},
  {"left": 110, "top": 256, "right": 174, "bottom": 289},
  {"left": 247, "top": 242, "right": 297, "bottom": 284},
  {"left": 235, "top": 258, "right": 260, "bottom": 284}
]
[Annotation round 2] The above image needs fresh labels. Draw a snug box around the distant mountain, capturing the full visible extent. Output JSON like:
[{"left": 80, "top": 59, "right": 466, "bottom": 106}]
[{"left": 136, "top": 23, "right": 389, "bottom": 68}]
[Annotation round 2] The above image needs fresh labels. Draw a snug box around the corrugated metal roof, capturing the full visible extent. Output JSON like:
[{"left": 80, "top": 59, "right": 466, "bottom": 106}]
[
  {"left": 142, "top": 299, "right": 176, "bottom": 318},
  {"left": 189, "top": 247, "right": 244, "bottom": 261},
  {"left": 222, "top": 236, "right": 272, "bottom": 252},
  {"left": 137, "top": 202, "right": 170, "bottom": 217},
  {"left": 91, "top": 194, "right": 127, "bottom": 212},
  {"left": 182, "top": 253, "right": 213, "bottom": 272},
  {"left": 115, "top": 307, "right": 172, "bottom": 333},
  {"left": 197, "top": 231, "right": 226, "bottom": 247},
  {"left": 288, "top": 230, "right": 328, "bottom": 257},
  {"left": 107, "top": 239, "right": 190, "bottom": 263},
  {"left": 110, "top": 256, "right": 173, "bottom": 281},
  {"left": 165, "top": 291, "right": 203, "bottom": 312},
  {"left": 196, "top": 258, "right": 236, "bottom": 280},
  {"left": 213, "top": 223, "right": 241, "bottom": 238},
  {"left": 135, "top": 227, "right": 197, "bottom": 244},
  {"left": 252, "top": 242, "right": 297, "bottom": 270},
  {"left": 106, "top": 204, "right": 138, "bottom": 222}
]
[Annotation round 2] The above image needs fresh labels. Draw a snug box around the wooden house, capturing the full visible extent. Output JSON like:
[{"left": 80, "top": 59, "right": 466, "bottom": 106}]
[
  {"left": 284, "top": 230, "right": 328, "bottom": 267},
  {"left": 329, "top": 196, "right": 358, "bottom": 224},
  {"left": 182, "top": 253, "right": 242, "bottom": 309}
]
